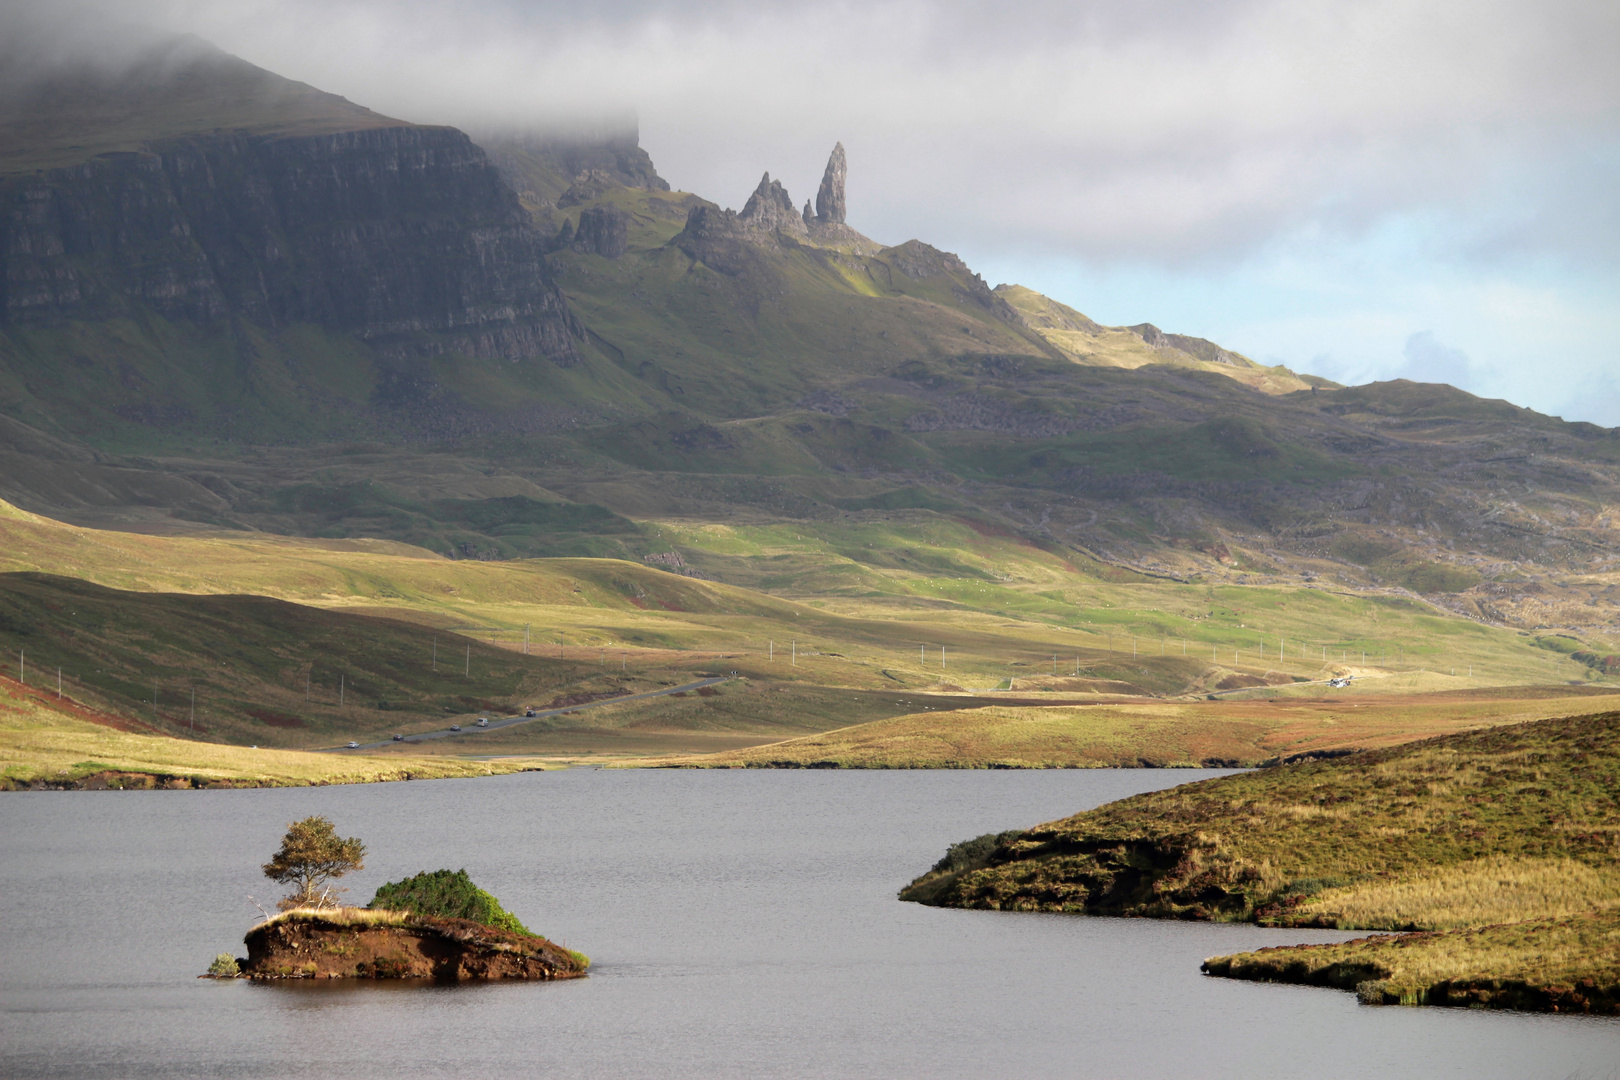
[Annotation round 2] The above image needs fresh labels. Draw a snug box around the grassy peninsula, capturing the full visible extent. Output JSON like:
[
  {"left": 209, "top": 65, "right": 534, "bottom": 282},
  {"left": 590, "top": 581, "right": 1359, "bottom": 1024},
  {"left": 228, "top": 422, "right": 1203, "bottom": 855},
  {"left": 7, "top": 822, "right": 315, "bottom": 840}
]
[{"left": 901, "top": 710, "right": 1620, "bottom": 1013}]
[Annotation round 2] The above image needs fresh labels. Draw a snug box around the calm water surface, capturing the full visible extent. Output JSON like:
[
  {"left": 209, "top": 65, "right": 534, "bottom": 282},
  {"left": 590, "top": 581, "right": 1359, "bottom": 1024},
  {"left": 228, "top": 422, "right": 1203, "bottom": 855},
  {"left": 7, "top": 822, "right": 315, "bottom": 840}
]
[{"left": 3, "top": 769, "right": 1617, "bottom": 1079}]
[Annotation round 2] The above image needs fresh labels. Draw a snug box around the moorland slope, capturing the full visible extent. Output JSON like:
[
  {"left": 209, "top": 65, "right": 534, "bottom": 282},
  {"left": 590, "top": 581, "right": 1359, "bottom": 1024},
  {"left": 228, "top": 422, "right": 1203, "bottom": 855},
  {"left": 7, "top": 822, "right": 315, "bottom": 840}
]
[
  {"left": 0, "top": 32, "right": 1613, "bottom": 644},
  {"left": 900, "top": 710, "right": 1620, "bottom": 1012}
]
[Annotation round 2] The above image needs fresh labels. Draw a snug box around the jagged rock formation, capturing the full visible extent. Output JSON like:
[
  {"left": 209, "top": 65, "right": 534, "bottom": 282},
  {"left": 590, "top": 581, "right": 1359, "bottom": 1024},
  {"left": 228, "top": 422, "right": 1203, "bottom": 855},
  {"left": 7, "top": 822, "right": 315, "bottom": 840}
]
[
  {"left": 739, "top": 172, "right": 809, "bottom": 237},
  {"left": 672, "top": 143, "right": 875, "bottom": 269},
  {"left": 572, "top": 206, "right": 629, "bottom": 258},
  {"left": 814, "top": 142, "right": 847, "bottom": 225},
  {"left": 0, "top": 125, "right": 581, "bottom": 364}
]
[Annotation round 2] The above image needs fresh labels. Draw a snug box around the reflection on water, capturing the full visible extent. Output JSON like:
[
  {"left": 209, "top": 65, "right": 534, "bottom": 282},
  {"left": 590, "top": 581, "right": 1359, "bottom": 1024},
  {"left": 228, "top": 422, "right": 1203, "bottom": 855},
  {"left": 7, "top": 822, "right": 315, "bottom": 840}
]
[{"left": 3, "top": 769, "right": 1617, "bottom": 1079}]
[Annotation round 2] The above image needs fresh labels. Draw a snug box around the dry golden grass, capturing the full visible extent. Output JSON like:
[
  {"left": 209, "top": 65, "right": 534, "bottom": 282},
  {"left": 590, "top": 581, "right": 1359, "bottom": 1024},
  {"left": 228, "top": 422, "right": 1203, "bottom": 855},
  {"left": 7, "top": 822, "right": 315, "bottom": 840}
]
[
  {"left": 649, "top": 691, "right": 1620, "bottom": 769},
  {"left": 1204, "top": 909, "right": 1620, "bottom": 1012},
  {"left": 1296, "top": 855, "right": 1620, "bottom": 931},
  {"left": 0, "top": 681, "right": 536, "bottom": 788},
  {"left": 256, "top": 907, "right": 410, "bottom": 931}
]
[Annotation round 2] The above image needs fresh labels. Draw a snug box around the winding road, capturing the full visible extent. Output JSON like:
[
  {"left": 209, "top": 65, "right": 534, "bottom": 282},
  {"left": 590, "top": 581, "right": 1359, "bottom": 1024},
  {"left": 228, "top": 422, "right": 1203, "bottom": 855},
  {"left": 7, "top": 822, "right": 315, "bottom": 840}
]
[{"left": 330, "top": 676, "right": 730, "bottom": 751}]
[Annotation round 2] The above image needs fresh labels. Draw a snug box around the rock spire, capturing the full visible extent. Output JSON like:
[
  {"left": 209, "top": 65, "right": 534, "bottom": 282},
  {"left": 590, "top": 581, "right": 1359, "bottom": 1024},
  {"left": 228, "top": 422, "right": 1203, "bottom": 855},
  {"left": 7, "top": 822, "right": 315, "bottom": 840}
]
[
  {"left": 814, "top": 142, "right": 846, "bottom": 225},
  {"left": 738, "top": 172, "right": 807, "bottom": 236}
]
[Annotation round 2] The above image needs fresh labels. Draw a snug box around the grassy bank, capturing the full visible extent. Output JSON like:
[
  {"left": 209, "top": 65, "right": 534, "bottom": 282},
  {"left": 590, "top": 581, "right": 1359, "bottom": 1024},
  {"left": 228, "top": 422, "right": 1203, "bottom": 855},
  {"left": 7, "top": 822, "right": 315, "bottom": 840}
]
[
  {"left": 0, "top": 676, "right": 539, "bottom": 789},
  {"left": 899, "top": 709, "right": 1620, "bottom": 1013},
  {"left": 647, "top": 688, "right": 1620, "bottom": 769},
  {"left": 1202, "top": 910, "right": 1620, "bottom": 1013}
]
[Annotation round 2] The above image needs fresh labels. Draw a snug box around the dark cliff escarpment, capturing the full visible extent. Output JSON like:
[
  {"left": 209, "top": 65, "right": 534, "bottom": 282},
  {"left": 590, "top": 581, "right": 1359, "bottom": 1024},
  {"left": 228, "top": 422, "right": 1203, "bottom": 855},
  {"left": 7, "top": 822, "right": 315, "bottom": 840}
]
[{"left": 1, "top": 125, "right": 580, "bottom": 364}]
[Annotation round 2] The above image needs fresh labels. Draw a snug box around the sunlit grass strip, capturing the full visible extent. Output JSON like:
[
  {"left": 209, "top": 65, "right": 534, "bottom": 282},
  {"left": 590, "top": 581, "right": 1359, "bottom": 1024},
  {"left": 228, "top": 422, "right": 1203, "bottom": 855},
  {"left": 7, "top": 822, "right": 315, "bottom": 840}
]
[
  {"left": 1203, "top": 908, "right": 1620, "bottom": 1012},
  {"left": 0, "top": 687, "right": 539, "bottom": 788},
  {"left": 256, "top": 906, "right": 411, "bottom": 931},
  {"left": 1296, "top": 855, "right": 1620, "bottom": 931}
]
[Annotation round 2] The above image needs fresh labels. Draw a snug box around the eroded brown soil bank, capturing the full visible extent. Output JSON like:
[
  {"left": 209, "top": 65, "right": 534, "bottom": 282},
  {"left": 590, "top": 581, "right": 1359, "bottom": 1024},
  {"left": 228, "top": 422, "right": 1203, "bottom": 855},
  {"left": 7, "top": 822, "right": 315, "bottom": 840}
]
[{"left": 239, "top": 912, "right": 587, "bottom": 981}]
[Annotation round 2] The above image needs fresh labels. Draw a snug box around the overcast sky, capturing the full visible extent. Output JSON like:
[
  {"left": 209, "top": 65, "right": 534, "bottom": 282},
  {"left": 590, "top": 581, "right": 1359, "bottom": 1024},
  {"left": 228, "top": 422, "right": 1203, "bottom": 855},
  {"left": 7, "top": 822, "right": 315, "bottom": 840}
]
[{"left": 26, "top": 0, "right": 1620, "bottom": 425}]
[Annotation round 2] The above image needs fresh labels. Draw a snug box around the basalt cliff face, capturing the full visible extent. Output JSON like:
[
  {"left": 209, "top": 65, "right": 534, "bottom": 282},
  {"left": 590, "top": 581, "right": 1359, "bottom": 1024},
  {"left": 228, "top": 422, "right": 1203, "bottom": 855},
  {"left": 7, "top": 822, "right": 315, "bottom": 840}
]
[{"left": 1, "top": 125, "right": 580, "bottom": 363}]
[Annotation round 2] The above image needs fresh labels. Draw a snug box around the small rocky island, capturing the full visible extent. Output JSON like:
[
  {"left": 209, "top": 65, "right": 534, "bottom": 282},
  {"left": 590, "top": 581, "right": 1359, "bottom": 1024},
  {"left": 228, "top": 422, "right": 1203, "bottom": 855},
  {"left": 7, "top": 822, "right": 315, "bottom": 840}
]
[
  {"left": 209, "top": 819, "right": 587, "bottom": 981},
  {"left": 240, "top": 906, "right": 587, "bottom": 981}
]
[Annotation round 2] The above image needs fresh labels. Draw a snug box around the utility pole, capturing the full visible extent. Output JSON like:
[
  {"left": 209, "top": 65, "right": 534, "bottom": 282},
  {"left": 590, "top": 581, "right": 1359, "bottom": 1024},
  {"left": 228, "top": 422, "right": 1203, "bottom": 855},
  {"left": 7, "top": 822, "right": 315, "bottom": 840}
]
[
  {"left": 433, "top": 636, "right": 438, "bottom": 672},
  {"left": 1052, "top": 655, "right": 1057, "bottom": 676},
  {"left": 769, "top": 640, "right": 774, "bottom": 662},
  {"left": 57, "top": 667, "right": 62, "bottom": 699},
  {"left": 622, "top": 651, "right": 627, "bottom": 671},
  {"left": 941, "top": 646, "right": 945, "bottom": 670},
  {"left": 525, "top": 624, "right": 530, "bottom": 656},
  {"left": 465, "top": 644, "right": 471, "bottom": 677},
  {"left": 920, "top": 644, "right": 925, "bottom": 667},
  {"left": 792, "top": 640, "right": 796, "bottom": 667}
]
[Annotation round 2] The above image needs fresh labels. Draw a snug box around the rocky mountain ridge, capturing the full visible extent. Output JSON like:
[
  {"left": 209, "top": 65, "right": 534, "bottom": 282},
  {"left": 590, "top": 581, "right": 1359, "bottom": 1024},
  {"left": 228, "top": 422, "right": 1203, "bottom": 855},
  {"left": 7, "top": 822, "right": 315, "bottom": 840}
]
[
  {"left": 0, "top": 35, "right": 1614, "bottom": 639},
  {"left": 2, "top": 124, "right": 579, "bottom": 364}
]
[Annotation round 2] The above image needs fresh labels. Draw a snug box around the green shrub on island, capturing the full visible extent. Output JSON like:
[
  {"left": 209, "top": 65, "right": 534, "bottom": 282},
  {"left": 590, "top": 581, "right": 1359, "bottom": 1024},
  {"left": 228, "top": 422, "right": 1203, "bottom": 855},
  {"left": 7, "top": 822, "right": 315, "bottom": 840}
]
[
  {"left": 207, "top": 953, "right": 239, "bottom": 977},
  {"left": 368, "top": 869, "right": 534, "bottom": 936}
]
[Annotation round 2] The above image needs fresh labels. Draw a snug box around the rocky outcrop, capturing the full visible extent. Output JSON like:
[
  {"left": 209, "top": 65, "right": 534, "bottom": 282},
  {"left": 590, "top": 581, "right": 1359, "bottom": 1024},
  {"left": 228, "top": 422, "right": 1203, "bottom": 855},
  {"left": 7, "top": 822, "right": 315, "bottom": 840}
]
[
  {"left": 878, "top": 240, "right": 1019, "bottom": 317},
  {"left": 572, "top": 206, "right": 628, "bottom": 258},
  {"left": 738, "top": 172, "right": 809, "bottom": 237},
  {"left": 1129, "top": 323, "right": 1242, "bottom": 365},
  {"left": 814, "top": 142, "right": 847, "bottom": 225},
  {"left": 239, "top": 911, "right": 587, "bottom": 981},
  {"left": 0, "top": 125, "right": 581, "bottom": 364},
  {"left": 475, "top": 123, "right": 669, "bottom": 195}
]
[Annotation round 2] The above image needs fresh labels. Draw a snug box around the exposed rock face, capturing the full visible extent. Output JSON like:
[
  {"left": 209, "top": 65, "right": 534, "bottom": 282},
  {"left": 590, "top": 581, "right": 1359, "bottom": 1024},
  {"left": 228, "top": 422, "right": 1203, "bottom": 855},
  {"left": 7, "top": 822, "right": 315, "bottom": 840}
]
[
  {"left": 474, "top": 124, "right": 669, "bottom": 195},
  {"left": 0, "top": 125, "right": 581, "bottom": 364},
  {"left": 1129, "top": 323, "right": 1240, "bottom": 365},
  {"left": 814, "top": 142, "right": 847, "bottom": 225},
  {"left": 738, "top": 172, "right": 808, "bottom": 237},
  {"left": 878, "top": 240, "right": 1017, "bottom": 317},
  {"left": 572, "top": 206, "right": 628, "bottom": 258},
  {"left": 240, "top": 913, "right": 587, "bottom": 981}
]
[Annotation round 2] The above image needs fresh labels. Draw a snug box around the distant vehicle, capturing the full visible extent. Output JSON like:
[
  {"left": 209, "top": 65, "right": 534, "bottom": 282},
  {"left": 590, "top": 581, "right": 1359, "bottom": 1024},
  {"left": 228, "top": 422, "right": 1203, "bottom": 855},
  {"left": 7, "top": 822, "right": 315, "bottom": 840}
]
[
  {"left": 1328, "top": 676, "right": 1354, "bottom": 689},
  {"left": 345, "top": 741, "right": 359, "bottom": 749},
  {"left": 524, "top": 707, "right": 536, "bottom": 717},
  {"left": 476, "top": 717, "right": 489, "bottom": 727},
  {"left": 450, "top": 724, "right": 462, "bottom": 732},
  {"left": 392, "top": 734, "right": 404, "bottom": 741}
]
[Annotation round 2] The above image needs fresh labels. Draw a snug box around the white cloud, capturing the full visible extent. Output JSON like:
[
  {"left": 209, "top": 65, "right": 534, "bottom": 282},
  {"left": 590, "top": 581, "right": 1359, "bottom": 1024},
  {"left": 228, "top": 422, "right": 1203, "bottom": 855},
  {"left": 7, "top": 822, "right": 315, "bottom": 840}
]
[
  {"left": 11, "top": 0, "right": 1620, "bottom": 423},
  {"left": 50, "top": 0, "right": 1615, "bottom": 271}
]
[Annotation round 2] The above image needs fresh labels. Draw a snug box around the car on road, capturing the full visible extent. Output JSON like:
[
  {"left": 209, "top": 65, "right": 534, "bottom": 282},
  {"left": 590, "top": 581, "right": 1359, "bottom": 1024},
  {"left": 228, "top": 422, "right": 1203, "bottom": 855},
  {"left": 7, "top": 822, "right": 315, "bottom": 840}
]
[
  {"left": 345, "top": 741, "right": 359, "bottom": 749},
  {"left": 449, "top": 724, "right": 461, "bottom": 732},
  {"left": 477, "top": 717, "right": 489, "bottom": 727},
  {"left": 392, "top": 734, "right": 404, "bottom": 741},
  {"left": 524, "top": 707, "right": 536, "bottom": 717}
]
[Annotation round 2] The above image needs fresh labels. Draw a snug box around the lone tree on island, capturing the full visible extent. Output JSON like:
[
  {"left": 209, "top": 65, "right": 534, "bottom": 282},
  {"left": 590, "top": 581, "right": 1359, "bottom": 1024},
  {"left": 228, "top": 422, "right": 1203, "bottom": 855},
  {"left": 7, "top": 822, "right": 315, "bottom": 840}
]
[{"left": 263, "top": 816, "right": 366, "bottom": 911}]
